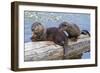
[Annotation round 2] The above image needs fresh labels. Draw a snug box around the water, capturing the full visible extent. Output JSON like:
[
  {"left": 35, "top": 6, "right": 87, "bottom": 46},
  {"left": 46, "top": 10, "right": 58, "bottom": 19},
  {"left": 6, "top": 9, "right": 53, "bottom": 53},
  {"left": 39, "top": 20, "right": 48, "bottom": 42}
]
[
  {"left": 82, "top": 52, "right": 90, "bottom": 59},
  {"left": 24, "top": 11, "right": 90, "bottom": 59}
]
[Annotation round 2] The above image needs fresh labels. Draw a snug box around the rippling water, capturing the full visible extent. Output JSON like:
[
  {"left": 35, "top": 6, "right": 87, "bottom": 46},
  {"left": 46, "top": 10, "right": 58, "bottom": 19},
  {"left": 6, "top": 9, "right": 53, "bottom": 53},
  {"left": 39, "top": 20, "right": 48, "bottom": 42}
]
[{"left": 24, "top": 11, "right": 90, "bottom": 59}]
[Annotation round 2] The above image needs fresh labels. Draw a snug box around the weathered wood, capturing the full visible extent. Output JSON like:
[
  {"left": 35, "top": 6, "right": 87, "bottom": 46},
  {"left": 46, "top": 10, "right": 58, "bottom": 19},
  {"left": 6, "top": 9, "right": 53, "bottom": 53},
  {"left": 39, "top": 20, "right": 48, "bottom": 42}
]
[
  {"left": 24, "top": 34, "right": 90, "bottom": 61},
  {"left": 25, "top": 41, "right": 64, "bottom": 61},
  {"left": 65, "top": 36, "right": 90, "bottom": 59}
]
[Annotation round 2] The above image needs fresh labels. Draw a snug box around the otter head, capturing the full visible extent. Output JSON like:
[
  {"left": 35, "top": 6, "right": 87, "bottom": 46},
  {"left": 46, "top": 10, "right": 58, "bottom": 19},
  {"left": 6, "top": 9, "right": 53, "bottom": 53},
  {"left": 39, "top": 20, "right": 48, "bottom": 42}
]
[
  {"left": 31, "top": 22, "right": 45, "bottom": 41},
  {"left": 59, "top": 22, "right": 70, "bottom": 31},
  {"left": 31, "top": 22, "right": 44, "bottom": 36}
]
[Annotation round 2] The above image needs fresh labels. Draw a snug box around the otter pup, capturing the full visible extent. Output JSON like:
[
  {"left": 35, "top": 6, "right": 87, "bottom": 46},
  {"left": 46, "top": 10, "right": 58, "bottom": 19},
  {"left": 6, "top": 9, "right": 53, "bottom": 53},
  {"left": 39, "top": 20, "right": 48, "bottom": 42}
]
[
  {"left": 31, "top": 22, "right": 46, "bottom": 41},
  {"left": 59, "top": 22, "right": 81, "bottom": 41},
  {"left": 46, "top": 27, "right": 68, "bottom": 46}
]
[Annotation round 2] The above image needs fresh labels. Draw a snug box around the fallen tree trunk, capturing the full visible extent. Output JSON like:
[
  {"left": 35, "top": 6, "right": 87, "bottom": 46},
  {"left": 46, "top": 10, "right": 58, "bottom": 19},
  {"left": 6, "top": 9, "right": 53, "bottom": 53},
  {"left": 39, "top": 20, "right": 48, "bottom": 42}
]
[
  {"left": 25, "top": 41, "right": 64, "bottom": 61},
  {"left": 65, "top": 37, "right": 90, "bottom": 59},
  {"left": 24, "top": 34, "right": 90, "bottom": 61}
]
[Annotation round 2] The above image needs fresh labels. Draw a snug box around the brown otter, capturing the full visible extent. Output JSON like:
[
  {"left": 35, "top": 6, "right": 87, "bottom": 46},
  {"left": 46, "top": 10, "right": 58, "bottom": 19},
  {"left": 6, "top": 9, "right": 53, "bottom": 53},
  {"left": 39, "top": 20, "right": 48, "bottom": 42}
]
[
  {"left": 31, "top": 22, "right": 46, "bottom": 41},
  {"left": 59, "top": 22, "right": 90, "bottom": 41},
  {"left": 59, "top": 22, "right": 81, "bottom": 41},
  {"left": 46, "top": 27, "right": 68, "bottom": 46},
  {"left": 46, "top": 27, "right": 68, "bottom": 59}
]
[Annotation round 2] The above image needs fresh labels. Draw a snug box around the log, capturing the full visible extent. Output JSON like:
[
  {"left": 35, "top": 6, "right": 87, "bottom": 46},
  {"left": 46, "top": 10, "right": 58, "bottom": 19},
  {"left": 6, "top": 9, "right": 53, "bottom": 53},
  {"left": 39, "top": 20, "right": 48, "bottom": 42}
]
[
  {"left": 65, "top": 35, "right": 90, "bottom": 59},
  {"left": 25, "top": 41, "right": 64, "bottom": 61},
  {"left": 24, "top": 34, "right": 90, "bottom": 61}
]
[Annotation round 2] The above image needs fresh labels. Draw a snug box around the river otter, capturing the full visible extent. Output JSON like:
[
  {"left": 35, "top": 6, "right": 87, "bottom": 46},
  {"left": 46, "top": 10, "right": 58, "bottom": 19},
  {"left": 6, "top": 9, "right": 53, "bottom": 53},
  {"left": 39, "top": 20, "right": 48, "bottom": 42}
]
[
  {"left": 59, "top": 22, "right": 90, "bottom": 41},
  {"left": 31, "top": 22, "right": 46, "bottom": 41},
  {"left": 46, "top": 27, "right": 68, "bottom": 46},
  {"left": 46, "top": 27, "right": 68, "bottom": 59},
  {"left": 59, "top": 22, "right": 81, "bottom": 41}
]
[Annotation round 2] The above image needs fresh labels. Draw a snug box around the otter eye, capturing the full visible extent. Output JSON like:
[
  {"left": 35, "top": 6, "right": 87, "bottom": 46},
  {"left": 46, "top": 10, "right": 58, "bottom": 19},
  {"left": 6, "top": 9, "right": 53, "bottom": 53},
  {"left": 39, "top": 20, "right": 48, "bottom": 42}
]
[
  {"left": 63, "top": 24, "right": 67, "bottom": 26},
  {"left": 32, "top": 28, "right": 34, "bottom": 31}
]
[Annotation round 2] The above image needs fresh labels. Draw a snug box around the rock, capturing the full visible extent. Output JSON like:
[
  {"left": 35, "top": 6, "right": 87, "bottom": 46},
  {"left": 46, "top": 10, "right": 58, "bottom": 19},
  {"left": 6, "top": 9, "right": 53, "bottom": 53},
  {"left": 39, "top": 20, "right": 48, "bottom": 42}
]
[{"left": 24, "top": 41, "right": 64, "bottom": 61}]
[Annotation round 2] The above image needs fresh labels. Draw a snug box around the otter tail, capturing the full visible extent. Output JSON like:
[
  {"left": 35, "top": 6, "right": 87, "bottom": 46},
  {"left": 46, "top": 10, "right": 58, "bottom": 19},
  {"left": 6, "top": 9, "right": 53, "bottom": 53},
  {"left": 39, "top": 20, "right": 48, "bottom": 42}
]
[{"left": 81, "top": 30, "right": 90, "bottom": 37}]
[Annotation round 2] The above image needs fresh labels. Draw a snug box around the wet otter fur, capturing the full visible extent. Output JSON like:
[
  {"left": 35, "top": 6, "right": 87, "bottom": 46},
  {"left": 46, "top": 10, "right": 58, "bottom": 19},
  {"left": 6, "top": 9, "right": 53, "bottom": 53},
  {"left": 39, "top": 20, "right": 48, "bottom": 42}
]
[
  {"left": 31, "top": 22, "right": 46, "bottom": 41},
  {"left": 46, "top": 27, "right": 68, "bottom": 46},
  {"left": 59, "top": 22, "right": 90, "bottom": 41},
  {"left": 46, "top": 27, "right": 68, "bottom": 59}
]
